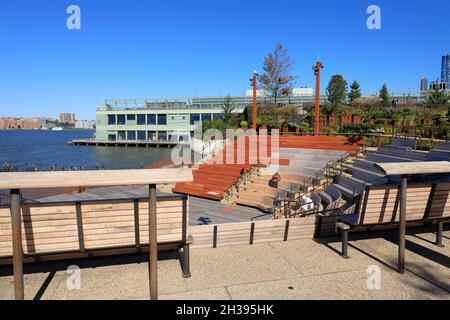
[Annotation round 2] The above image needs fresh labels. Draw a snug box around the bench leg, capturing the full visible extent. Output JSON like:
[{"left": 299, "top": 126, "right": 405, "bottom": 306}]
[
  {"left": 436, "top": 221, "right": 445, "bottom": 248},
  {"left": 342, "top": 229, "right": 349, "bottom": 259},
  {"left": 181, "top": 244, "right": 191, "bottom": 278}
]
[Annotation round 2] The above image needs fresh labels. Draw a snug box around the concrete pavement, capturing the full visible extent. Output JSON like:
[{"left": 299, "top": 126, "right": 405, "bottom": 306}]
[{"left": 0, "top": 228, "right": 449, "bottom": 300}]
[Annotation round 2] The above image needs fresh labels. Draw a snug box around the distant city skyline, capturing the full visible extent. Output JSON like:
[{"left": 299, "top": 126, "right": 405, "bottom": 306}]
[
  {"left": 59, "top": 113, "right": 76, "bottom": 124},
  {"left": 0, "top": 115, "right": 94, "bottom": 130},
  {"left": 1, "top": 0, "right": 449, "bottom": 119},
  {"left": 421, "top": 54, "right": 450, "bottom": 90}
]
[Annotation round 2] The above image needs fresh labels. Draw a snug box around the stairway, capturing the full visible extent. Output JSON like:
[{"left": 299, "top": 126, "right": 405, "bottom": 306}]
[{"left": 173, "top": 135, "right": 364, "bottom": 203}]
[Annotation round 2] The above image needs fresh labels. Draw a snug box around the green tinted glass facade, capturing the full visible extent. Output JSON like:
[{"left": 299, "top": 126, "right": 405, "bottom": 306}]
[{"left": 95, "top": 106, "right": 242, "bottom": 141}]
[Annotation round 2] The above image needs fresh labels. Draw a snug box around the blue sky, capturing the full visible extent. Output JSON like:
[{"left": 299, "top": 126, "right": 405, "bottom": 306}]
[{"left": 0, "top": 0, "right": 449, "bottom": 119}]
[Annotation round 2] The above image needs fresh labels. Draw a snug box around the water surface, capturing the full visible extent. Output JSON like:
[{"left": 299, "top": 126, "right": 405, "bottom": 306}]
[{"left": 0, "top": 130, "right": 173, "bottom": 171}]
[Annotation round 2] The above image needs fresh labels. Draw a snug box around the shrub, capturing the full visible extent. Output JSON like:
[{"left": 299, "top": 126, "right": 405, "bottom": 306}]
[
  {"left": 416, "top": 139, "right": 436, "bottom": 151},
  {"left": 340, "top": 123, "right": 377, "bottom": 134}
]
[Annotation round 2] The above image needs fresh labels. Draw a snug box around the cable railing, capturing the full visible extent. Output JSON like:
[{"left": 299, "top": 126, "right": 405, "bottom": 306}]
[
  {"left": 199, "top": 138, "right": 224, "bottom": 160},
  {"left": 251, "top": 149, "right": 357, "bottom": 221},
  {"left": 268, "top": 149, "right": 363, "bottom": 220},
  {"left": 102, "top": 90, "right": 431, "bottom": 110}
]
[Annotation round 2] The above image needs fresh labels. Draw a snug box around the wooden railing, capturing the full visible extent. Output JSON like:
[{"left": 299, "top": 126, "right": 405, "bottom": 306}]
[
  {"left": 0, "top": 194, "right": 189, "bottom": 258},
  {"left": 0, "top": 168, "right": 193, "bottom": 300},
  {"left": 190, "top": 215, "right": 319, "bottom": 248}
]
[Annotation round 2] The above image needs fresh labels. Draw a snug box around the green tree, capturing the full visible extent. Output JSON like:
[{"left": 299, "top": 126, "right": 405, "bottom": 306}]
[
  {"left": 258, "top": 43, "right": 296, "bottom": 103},
  {"left": 435, "top": 111, "right": 448, "bottom": 126},
  {"left": 348, "top": 80, "right": 361, "bottom": 103},
  {"left": 326, "top": 74, "right": 348, "bottom": 114},
  {"left": 424, "top": 87, "right": 450, "bottom": 107},
  {"left": 221, "top": 95, "right": 236, "bottom": 122},
  {"left": 202, "top": 119, "right": 228, "bottom": 135},
  {"left": 379, "top": 84, "right": 390, "bottom": 108}
]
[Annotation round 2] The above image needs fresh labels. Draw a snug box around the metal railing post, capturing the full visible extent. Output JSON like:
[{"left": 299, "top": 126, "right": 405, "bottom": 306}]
[
  {"left": 342, "top": 229, "right": 349, "bottom": 259},
  {"left": 398, "top": 175, "right": 407, "bottom": 273},
  {"left": 10, "top": 189, "right": 24, "bottom": 300},
  {"left": 148, "top": 184, "right": 158, "bottom": 300},
  {"left": 436, "top": 221, "right": 444, "bottom": 247}
]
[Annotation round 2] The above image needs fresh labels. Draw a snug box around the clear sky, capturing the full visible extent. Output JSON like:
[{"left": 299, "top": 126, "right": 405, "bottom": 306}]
[{"left": 0, "top": 0, "right": 449, "bottom": 119}]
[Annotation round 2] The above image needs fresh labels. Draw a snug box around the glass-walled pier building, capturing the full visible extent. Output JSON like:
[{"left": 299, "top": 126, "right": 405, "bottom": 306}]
[{"left": 94, "top": 98, "right": 244, "bottom": 142}]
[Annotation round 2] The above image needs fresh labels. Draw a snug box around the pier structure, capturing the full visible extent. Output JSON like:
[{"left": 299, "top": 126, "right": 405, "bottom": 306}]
[{"left": 70, "top": 138, "right": 190, "bottom": 148}]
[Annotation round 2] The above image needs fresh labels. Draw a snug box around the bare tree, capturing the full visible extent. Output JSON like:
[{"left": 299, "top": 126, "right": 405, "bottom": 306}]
[
  {"left": 258, "top": 43, "right": 296, "bottom": 103},
  {"left": 222, "top": 95, "right": 236, "bottom": 122}
]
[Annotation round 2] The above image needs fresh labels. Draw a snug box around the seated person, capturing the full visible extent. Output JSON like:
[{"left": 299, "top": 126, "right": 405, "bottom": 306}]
[
  {"left": 268, "top": 172, "right": 281, "bottom": 188},
  {"left": 288, "top": 195, "right": 314, "bottom": 216},
  {"left": 300, "top": 195, "right": 315, "bottom": 212}
]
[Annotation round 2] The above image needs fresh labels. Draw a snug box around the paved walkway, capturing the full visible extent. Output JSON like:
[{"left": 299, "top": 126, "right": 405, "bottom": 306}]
[{"left": 0, "top": 228, "right": 449, "bottom": 300}]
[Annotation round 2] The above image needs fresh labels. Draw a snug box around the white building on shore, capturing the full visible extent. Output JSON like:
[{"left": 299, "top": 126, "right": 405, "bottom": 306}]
[
  {"left": 75, "top": 120, "right": 95, "bottom": 129},
  {"left": 245, "top": 87, "right": 313, "bottom": 97}
]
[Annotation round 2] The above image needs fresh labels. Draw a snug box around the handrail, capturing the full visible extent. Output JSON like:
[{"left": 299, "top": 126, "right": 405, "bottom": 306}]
[
  {"left": 250, "top": 212, "right": 273, "bottom": 221},
  {"left": 22, "top": 193, "right": 187, "bottom": 206},
  {"left": 102, "top": 89, "right": 435, "bottom": 110},
  {"left": 282, "top": 132, "right": 380, "bottom": 138},
  {"left": 299, "top": 151, "right": 353, "bottom": 198},
  {"left": 0, "top": 169, "right": 193, "bottom": 189},
  {"left": 200, "top": 139, "right": 216, "bottom": 155},
  {"left": 283, "top": 131, "right": 449, "bottom": 143},
  {"left": 200, "top": 138, "right": 230, "bottom": 162},
  {"left": 280, "top": 150, "right": 381, "bottom": 218}
]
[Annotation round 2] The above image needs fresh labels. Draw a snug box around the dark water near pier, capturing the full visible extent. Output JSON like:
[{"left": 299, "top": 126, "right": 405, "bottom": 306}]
[{"left": 0, "top": 130, "right": 173, "bottom": 171}]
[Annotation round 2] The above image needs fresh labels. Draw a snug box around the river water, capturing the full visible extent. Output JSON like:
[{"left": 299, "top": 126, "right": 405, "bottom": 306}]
[{"left": 0, "top": 130, "right": 173, "bottom": 171}]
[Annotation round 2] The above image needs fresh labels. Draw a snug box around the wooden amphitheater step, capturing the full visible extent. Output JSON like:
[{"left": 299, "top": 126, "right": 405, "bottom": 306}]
[
  {"left": 234, "top": 194, "right": 274, "bottom": 212},
  {"left": 173, "top": 163, "right": 253, "bottom": 201}
]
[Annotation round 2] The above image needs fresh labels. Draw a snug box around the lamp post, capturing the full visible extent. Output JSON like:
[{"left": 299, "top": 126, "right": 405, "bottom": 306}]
[
  {"left": 312, "top": 61, "right": 324, "bottom": 136},
  {"left": 250, "top": 71, "right": 258, "bottom": 131}
]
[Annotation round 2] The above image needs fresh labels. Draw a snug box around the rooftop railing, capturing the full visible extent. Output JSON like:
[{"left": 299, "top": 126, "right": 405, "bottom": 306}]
[{"left": 100, "top": 90, "right": 435, "bottom": 111}]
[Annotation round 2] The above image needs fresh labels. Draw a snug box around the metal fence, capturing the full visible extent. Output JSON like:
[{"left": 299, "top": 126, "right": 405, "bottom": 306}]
[
  {"left": 102, "top": 90, "right": 435, "bottom": 111},
  {"left": 0, "top": 188, "right": 70, "bottom": 206},
  {"left": 0, "top": 186, "right": 108, "bottom": 207}
]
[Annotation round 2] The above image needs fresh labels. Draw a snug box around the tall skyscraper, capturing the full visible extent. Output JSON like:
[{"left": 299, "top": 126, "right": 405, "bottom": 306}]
[
  {"left": 441, "top": 54, "right": 450, "bottom": 87},
  {"left": 420, "top": 77, "right": 428, "bottom": 91},
  {"left": 59, "top": 113, "right": 76, "bottom": 124}
]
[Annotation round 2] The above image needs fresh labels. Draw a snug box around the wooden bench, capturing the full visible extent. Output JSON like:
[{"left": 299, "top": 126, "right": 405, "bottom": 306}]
[
  {"left": 335, "top": 181, "right": 449, "bottom": 263},
  {"left": 0, "top": 194, "right": 192, "bottom": 275},
  {"left": 0, "top": 168, "right": 193, "bottom": 300},
  {"left": 435, "top": 141, "right": 450, "bottom": 151},
  {"left": 378, "top": 147, "right": 428, "bottom": 161},
  {"left": 366, "top": 152, "right": 420, "bottom": 163}
]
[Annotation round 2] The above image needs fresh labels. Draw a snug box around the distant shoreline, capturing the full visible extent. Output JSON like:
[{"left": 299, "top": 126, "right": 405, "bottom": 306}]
[{"left": 0, "top": 128, "right": 94, "bottom": 131}]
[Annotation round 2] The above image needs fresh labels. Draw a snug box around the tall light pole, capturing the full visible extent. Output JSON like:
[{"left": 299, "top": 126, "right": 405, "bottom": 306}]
[
  {"left": 313, "top": 61, "right": 324, "bottom": 136},
  {"left": 250, "top": 71, "right": 258, "bottom": 131}
]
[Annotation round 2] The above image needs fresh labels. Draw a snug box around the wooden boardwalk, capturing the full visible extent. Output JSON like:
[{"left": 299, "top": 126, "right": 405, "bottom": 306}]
[{"left": 70, "top": 139, "right": 189, "bottom": 148}]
